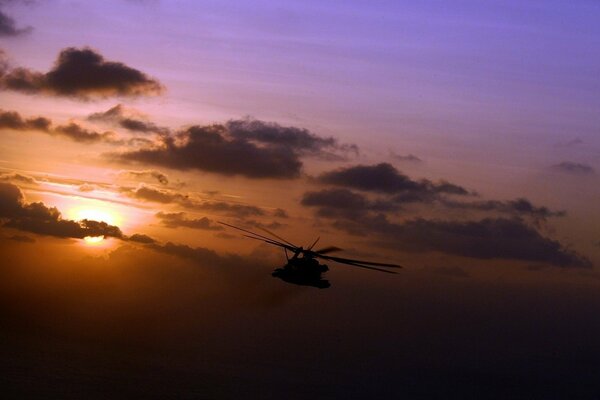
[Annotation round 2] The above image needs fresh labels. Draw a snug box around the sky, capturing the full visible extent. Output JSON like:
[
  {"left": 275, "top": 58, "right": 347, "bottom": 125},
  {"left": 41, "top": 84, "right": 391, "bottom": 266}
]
[{"left": 1, "top": 0, "right": 600, "bottom": 398}]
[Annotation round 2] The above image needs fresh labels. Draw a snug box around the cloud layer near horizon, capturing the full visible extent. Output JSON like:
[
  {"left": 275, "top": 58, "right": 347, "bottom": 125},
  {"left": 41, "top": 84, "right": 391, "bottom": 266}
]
[
  {"left": 0, "top": 182, "right": 123, "bottom": 239},
  {"left": 301, "top": 163, "right": 588, "bottom": 268}
]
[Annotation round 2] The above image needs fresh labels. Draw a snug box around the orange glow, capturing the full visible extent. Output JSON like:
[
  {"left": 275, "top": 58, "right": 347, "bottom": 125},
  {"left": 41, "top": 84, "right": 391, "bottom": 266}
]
[
  {"left": 66, "top": 206, "right": 122, "bottom": 246},
  {"left": 83, "top": 235, "right": 105, "bottom": 244},
  {"left": 68, "top": 207, "right": 121, "bottom": 226}
]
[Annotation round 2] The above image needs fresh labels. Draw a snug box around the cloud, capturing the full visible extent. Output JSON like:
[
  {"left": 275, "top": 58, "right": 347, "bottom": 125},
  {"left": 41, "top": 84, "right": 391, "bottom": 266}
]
[
  {"left": 302, "top": 187, "right": 561, "bottom": 226},
  {"left": 0, "top": 48, "right": 8, "bottom": 74},
  {"left": 0, "top": 7, "right": 31, "bottom": 37},
  {"left": 441, "top": 198, "right": 565, "bottom": 223},
  {"left": 0, "top": 109, "right": 51, "bottom": 131},
  {"left": 240, "top": 219, "right": 285, "bottom": 231},
  {"left": 333, "top": 214, "right": 591, "bottom": 268},
  {"left": 0, "top": 109, "right": 123, "bottom": 144},
  {"left": 121, "top": 184, "right": 187, "bottom": 204},
  {"left": 126, "top": 233, "right": 156, "bottom": 244},
  {"left": 307, "top": 163, "right": 563, "bottom": 224},
  {"left": 192, "top": 200, "right": 265, "bottom": 218},
  {"left": 88, "top": 104, "right": 168, "bottom": 134},
  {"left": 0, "top": 47, "right": 163, "bottom": 99},
  {"left": 121, "top": 184, "right": 266, "bottom": 218},
  {"left": 53, "top": 122, "right": 119, "bottom": 143},
  {"left": 115, "top": 124, "right": 303, "bottom": 179},
  {"left": 273, "top": 208, "right": 289, "bottom": 218},
  {"left": 301, "top": 188, "right": 396, "bottom": 219},
  {"left": 0, "top": 172, "right": 36, "bottom": 184},
  {"left": 390, "top": 152, "right": 422, "bottom": 163},
  {"left": 78, "top": 183, "right": 95, "bottom": 192},
  {"left": 0, "top": 182, "right": 123, "bottom": 239},
  {"left": 114, "top": 119, "right": 357, "bottom": 179},
  {"left": 552, "top": 162, "right": 595, "bottom": 176},
  {"left": 316, "top": 163, "right": 470, "bottom": 201},
  {"left": 301, "top": 185, "right": 588, "bottom": 267},
  {"left": 146, "top": 241, "right": 245, "bottom": 269},
  {"left": 117, "top": 169, "right": 169, "bottom": 185},
  {"left": 156, "top": 211, "right": 223, "bottom": 231},
  {"left": 227, "top": 118, "right": 358, "bottom": 160}
]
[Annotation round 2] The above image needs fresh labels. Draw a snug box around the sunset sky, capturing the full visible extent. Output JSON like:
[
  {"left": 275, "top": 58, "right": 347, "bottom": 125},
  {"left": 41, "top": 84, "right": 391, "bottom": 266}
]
[{"left": 2, "top": 1, "right": 600, "bottom": 398}]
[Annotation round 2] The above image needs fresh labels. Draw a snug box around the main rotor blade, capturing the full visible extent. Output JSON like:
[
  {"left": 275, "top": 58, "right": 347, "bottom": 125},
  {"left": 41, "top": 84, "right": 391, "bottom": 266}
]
[
  {"left": 242, "top": 235, "right": 297, "bottom": 252},
  {"left": 257, "top": 226, "right": 297, "bottom": 247},
  {"left": 218, "top": 221, "right": 292, "bottom": 248},
  {"left": 334, "top": 261, "right": 398, "bottom": 274},
  {"left": 307, "top": 236, "right": 320, "bottom": 251},
  {"left": 316, "top": 254, "right": 403, "bottom": 269},
  {"left": 313, "top": 246, "right": 343, "bottom": 255}
]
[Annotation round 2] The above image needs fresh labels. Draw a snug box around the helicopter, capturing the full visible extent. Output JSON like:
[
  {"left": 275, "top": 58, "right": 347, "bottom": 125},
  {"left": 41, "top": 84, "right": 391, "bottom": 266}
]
[{"left": 219, "top": 222, "right": 402, "bottom": 288}]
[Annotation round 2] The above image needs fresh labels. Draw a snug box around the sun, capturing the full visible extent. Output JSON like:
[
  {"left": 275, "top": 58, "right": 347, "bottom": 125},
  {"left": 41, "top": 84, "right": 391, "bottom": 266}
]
[{"left": 66, "top": 206, "right": 122, "bottom": 245}]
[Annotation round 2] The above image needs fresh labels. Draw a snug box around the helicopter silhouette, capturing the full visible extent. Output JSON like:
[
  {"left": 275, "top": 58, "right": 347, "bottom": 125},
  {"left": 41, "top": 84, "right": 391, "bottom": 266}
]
[{"left": 219, "top": 222, "right": 402, "bottom": 288}]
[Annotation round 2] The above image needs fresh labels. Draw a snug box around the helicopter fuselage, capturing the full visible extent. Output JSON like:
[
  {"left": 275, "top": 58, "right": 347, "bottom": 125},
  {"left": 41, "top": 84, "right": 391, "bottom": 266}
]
[{"left": 271, "top": 255, "right": 330, "bottom": 288}]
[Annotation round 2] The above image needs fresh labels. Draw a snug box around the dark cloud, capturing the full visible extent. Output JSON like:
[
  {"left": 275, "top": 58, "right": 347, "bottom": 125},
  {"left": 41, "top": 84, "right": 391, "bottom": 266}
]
[
  {"left": 0, "top": 182, "right": 123, "bottom": 239},
  {"left": 127, "top": 233, "right": 156, "bottom": 244},
  {"left": 273, "top": 208, "right": 289, "bottom": 218},
  {"left": 197, "top": 201, "right": 265, "bottom": 219},
  {"left": 88, "top": 104, "right": 168, "bottom": 134},
  {"left": 317, "top": 163, "right": 470, "bottom": 201},
  {"left": 0, "top": 109, "right": 50, "bottom": 131},
  {"left": 390, "top": 152, "right": 422, "bottom": 163},
  {"left": 115, "top": 124, "right": 302, "bottom": 179},
  {"left": 240, "top": 219, "right": 285, "bottom": 231},
  {"left": 301, "top": 188, "right": 396, "bottom": 219},
  {"left": 441, "top": 198, "right": 565, "bottom": 222},
  {"left": 0, "top": 48, "right": 8, "bottom": 74},
  {"left": 227, "top": 118, "right": 358, "bottom": 160},
  {"left": 0, "top": 109, "right": 123, "bottom": 144},
  {"left": 0, "top": 47, "right": 163, "bottom": 99},
  {"left": 118, "top": 169, "right": 169, "bottom": 185},
  {"left": 0, "top": 7, "right": 31, "bottom": 37},
  {"left": 301, "top": 185, "right": 589, "bottom": 267},
  {"left": 146, "top": 241, "right": 245, "bottom": 269},
  {"left": 121, "top": 184, "right": 187, "bottom": 204},
  {"left": 114, "top": 119, "right": 357, "bottom": 179},
  {"left": 53, "top": 122, "right": 118, "bottom": 143},
  {"left": 333, "top": 214, "right": 591, "bottom": 268},
  {"left": 156, "top": 211, "right": 223, "bottom": 231},
  {"left": 302, "top": 187, "right": 561, "bottom": 226},
  {"left": 552, "top": 161, "right": 595, "bottom": 176},
  {"left": 121, "top": 184, "right": 266, "bottom": 218}
]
